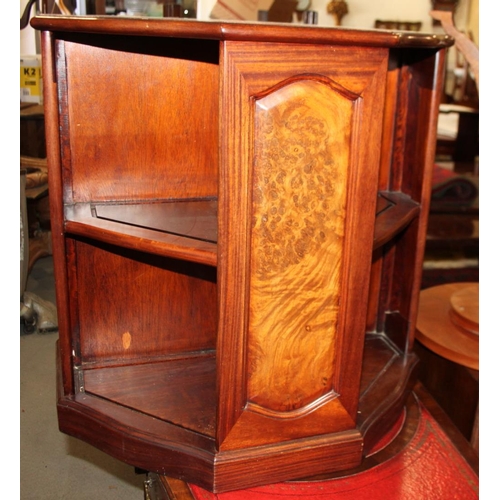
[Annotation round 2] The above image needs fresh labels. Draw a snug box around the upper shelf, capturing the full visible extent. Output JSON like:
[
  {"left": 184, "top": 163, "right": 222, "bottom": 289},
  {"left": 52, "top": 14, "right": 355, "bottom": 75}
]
[
  {"left": 65, "top": 200, "right": 218, "bottom": 267},
  {"left": 93, "top": 200, "right": 217, "bottom": 244},
  {"left": 64, "top": 192, "right": 418, "bottom": 265},
  {"left": 373, "top": 192, "right": 420, "bottom": 250}
]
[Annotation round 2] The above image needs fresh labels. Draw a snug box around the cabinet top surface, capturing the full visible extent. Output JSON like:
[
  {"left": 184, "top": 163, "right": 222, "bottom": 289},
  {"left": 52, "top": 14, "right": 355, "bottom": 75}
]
[{"left": 31, "top": 15, "right": 453, "bottom": 49}]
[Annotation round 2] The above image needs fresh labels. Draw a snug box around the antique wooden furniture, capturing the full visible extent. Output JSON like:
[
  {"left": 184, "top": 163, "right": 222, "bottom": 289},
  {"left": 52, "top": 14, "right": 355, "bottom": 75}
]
[
  {"left": 31, "top": 15, "right": 451, "bottom": 493},
  {"left": 415, "top": 283, "right": 479, "bottom": 450},
  {"left": 417, "top": 283, "right": 478, "bottom": 370}
]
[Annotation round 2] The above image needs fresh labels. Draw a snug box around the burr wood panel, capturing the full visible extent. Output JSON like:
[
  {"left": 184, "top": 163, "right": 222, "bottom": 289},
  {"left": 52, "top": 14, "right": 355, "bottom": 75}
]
[{"left": 247, "top": 79, "right": 353, "bottom": 414}]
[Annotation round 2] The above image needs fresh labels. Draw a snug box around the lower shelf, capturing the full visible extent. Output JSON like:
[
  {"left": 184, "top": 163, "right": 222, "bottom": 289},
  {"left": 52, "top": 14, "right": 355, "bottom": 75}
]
[
  {"left": 57, "top": 332, "right": 418, "bottom": 492},
  {"left": 84, "top": 355, "right": 217, "bottom": 437},
  {"left": 358, "top": 333, "right": 419, "bottom": 453}
]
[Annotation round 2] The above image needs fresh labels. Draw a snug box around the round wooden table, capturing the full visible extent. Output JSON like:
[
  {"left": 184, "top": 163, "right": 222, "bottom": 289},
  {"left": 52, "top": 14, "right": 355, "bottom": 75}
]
[
  {"left": 416, "top": 282, "right": 478, "bottom": 370},
  {"left": 415, "top": 282, "right": 479, "bottom": 452}
]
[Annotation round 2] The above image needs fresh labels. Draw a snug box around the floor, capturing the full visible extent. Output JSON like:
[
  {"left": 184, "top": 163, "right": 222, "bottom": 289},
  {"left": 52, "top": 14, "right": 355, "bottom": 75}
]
[{"left": 20, "top": 255, "right": 145, "bottom": 500}]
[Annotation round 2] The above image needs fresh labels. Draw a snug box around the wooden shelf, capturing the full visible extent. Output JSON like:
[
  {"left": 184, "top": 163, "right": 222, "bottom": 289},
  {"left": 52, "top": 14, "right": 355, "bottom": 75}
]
[
  {"left": 357, "top": 333, "right": 418, "bottom": 452},
  {"left": 61, "top": 331, "right": 413, "bottom": 472},
  {"left": 65, "top": 201, "right": 217, "bottom": 267},
  {"left": 65, "top": 192, "right": 417, "bottom": 266},
  {"left": 373, "top": 192, "right": 420, "bottom": 250},
  {"left": 83, "top": 354, "right": 217, "bottom": 437},
  {"left": 93, "top": 200, "right": 217, "bottom": 243}
]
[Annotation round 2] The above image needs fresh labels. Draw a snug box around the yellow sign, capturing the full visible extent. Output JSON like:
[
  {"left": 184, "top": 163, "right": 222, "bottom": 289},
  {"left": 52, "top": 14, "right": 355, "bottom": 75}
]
[{"left": 20, "top": 57, "right": 43, "bottom": 103}]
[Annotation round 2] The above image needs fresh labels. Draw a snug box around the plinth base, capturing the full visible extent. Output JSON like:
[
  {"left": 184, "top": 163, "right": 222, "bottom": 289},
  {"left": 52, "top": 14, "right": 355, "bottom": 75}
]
[{"left": 144, "top": 384, "right": 478, "bottom": 499}]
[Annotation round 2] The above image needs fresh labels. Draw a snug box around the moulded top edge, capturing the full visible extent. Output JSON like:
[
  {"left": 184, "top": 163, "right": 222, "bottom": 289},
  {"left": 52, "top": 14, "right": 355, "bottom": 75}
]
[{"left": 30, "top": 15, "right": 453, "bottom": 49}]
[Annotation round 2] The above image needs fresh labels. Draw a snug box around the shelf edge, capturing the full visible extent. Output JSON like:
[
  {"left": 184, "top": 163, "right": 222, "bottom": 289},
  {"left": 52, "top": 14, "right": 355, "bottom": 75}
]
[
  {"left": 373, "top": 192, "right": 420, "bottom": 250},
  {"left": 65, "top": 217, "right": 217, "bottom": 267}
]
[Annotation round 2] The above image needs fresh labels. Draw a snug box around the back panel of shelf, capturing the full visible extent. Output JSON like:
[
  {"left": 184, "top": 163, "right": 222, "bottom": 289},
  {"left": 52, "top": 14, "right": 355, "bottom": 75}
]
[
  {"left": 69, "top": 237, "right": 217, "bottom": 367},
  {"left": 57, "top": 33, "right": 220, "bottom": 204}
]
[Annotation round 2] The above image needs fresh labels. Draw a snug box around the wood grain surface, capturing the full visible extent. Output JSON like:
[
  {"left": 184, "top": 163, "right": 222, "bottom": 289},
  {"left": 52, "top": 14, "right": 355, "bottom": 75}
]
[
  {"left": 247, "top": 79, "right": 351, "bottom": 413},
  {"left": 416, "top": 283, "right": 479, "bottom": 369}
]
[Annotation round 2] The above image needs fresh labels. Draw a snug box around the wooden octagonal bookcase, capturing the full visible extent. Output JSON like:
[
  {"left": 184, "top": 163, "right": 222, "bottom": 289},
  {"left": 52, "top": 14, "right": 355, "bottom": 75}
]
[{"left": 32, "top": 15, "right": 451, "bottom": 493}]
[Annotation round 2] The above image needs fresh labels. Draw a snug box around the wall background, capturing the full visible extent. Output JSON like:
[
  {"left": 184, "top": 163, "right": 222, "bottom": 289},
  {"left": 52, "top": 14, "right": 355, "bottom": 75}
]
[
  {"left": 467, "top": 0, "right": 478, "bottom": 44},
  {"left": 198, "top": 0, "right": 472, "bottom": 33},
  {"left": 20, "top": 0, "right": 38, "bottom": 55}
]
